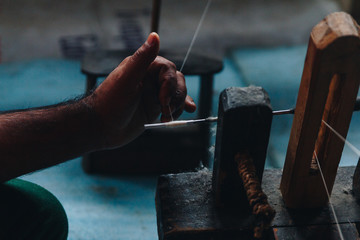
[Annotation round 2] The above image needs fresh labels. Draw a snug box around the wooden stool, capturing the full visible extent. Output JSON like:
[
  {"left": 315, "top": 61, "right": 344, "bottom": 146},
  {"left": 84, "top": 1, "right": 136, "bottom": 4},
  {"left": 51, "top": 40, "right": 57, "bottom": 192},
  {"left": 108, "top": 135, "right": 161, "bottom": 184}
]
[{"left": 81, "top": 49, "right": 223, "bottom": 174}]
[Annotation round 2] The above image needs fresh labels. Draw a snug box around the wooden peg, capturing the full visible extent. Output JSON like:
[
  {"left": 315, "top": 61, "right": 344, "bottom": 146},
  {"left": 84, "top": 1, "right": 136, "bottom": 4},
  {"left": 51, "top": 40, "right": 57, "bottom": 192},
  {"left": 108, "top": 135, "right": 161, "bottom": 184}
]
[{"left": 280, "top": 12, "right": 360, "bottom": 208}]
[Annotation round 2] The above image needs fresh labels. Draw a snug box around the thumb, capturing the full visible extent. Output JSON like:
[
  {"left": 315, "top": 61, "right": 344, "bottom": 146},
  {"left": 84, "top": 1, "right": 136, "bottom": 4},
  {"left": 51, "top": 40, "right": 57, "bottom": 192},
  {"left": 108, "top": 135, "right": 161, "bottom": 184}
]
[{"left": 127, "top": 32, "right": 160, "bottom": 74}]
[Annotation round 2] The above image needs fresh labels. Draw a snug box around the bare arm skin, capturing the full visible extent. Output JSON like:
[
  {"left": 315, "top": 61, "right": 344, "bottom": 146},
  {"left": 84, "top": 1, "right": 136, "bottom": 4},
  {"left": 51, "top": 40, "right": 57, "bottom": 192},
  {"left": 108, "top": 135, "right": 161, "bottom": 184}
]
[
  {"left": 0, "top": 33, "right": 196, "bottom": 182},
  {"left": 0, "top": 101, "right": 103, "bottom": 181}
]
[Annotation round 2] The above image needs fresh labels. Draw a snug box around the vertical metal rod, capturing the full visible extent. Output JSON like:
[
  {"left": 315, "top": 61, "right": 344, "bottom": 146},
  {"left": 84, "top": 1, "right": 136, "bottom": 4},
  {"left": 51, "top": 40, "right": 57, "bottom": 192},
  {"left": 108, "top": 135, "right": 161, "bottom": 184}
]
[
  {"left": 151, "top": 0, "right": 162, "bottom": 33},
  {"left": 86, "top": 75, "right": 97, "bottom": 95},
  {"left": 198, "top": 74, "right": 213, "bottom": 118}
]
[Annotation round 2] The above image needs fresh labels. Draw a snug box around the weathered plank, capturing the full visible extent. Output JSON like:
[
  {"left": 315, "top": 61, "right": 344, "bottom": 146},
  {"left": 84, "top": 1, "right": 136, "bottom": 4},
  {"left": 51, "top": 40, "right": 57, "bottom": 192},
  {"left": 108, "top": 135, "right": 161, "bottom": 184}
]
[
  {"left": 156, "top": 169, "right": 274, "bottom": 240},
  {"left": 156, "top": 167, "right": 360, "bottom": 240}
]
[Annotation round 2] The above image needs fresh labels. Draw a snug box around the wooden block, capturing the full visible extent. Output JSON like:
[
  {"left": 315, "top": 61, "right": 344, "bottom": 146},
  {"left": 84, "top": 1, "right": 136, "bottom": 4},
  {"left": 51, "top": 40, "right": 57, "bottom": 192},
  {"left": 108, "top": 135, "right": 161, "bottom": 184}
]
[
  {"left": 212, "top": 86, "right": 273, "bottom": 207},
  {"left": 280, "top": 12, "right": 360, "bottom": 208},
  {"left": 156, "top": 170, "right": 275, "bottom": 240},
  {"left": 156, "top": 167, "right": 360, "bottom": 240}
]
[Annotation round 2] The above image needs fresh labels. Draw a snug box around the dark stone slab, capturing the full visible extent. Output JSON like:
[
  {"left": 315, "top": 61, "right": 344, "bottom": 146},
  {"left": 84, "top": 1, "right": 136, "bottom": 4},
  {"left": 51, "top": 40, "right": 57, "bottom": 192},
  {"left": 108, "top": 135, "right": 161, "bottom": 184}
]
[
  {"left": 274, "top": 223, "right": 359, "bottom": 240},
  {"left": 156, "top": 167, "right": 360, "bottom": 240},
  {"left": 156, "top": 169, "right": 272, "bottom": 240}
]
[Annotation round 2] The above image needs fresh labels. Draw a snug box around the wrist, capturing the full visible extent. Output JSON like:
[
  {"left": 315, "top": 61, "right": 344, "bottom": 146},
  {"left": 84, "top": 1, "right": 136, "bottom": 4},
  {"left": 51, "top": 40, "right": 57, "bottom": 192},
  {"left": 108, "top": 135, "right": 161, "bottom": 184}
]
[{"left": 80, "top": 94, "right": 108, "bottom": 151}]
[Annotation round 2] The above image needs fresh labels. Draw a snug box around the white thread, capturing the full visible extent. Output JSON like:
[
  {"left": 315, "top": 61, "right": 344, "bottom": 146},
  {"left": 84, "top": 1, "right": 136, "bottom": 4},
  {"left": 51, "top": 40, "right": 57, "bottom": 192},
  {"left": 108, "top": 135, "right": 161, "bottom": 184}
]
[
  {"left": 166, "top": 0, "right": 212, "bottom": 123},
  {"left": 314, "top": 151, "right": 345, "bottom": 240},
  {"left": 179, "top": 0, "right": 212, "bottom": 72},
  {"left": 322, "top": 120, "right": 360, "bottom": 157},
  {"left": 168, "top": 105, "right": 173, "bottom": 121}
]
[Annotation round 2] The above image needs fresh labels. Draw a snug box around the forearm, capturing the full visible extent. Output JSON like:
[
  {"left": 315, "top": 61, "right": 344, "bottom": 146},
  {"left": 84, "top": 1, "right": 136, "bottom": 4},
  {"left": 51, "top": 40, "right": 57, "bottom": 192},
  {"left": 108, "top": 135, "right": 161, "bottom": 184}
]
[{"left": 0, "top": 97, "right": 104, "bottom": 182}]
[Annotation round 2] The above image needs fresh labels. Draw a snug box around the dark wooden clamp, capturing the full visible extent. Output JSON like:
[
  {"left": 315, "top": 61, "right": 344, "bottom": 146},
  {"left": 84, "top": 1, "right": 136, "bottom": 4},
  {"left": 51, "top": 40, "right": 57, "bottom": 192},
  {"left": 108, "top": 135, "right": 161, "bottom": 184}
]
[{"left": 156, "top": 86, "right": 275, "bottom": 240}]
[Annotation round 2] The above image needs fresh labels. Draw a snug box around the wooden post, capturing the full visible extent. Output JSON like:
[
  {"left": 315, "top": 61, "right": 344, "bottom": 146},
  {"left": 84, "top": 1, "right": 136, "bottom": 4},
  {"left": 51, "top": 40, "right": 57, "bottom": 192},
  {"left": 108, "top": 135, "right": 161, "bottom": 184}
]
[
  {"left": 151, "top": 0, "right": 161, "bottom": 33},
  {"left": 280, "top": 12, "right": 360, "bottom": 208},
  {"left": 212, "top": 86, "right": 273, "bottom": 208}
]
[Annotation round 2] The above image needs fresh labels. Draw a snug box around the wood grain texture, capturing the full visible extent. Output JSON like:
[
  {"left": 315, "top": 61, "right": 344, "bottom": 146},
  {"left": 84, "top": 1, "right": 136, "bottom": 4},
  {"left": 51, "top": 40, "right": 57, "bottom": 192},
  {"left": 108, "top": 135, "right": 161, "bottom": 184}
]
[
  {"left": 280, "top": 12, "right": 360, "bottom": 208},
  {"left": 156, "top": 169, "right": 275, "bottom": 240}
]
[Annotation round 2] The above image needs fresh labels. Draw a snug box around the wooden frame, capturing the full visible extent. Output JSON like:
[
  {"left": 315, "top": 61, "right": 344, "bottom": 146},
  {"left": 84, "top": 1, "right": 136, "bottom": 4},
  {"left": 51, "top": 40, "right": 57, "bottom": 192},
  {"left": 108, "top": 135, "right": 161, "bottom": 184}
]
[{"left": 280, "top": 12, "right": 360, "bottom": 208}]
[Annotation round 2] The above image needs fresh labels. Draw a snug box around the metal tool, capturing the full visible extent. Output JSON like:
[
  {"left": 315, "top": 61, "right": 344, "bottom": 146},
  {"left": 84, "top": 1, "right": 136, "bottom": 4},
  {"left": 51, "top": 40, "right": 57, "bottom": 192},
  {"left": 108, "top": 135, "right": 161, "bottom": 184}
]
[{"left": 144, "top": 109, "right": 291, "bottom": 130}]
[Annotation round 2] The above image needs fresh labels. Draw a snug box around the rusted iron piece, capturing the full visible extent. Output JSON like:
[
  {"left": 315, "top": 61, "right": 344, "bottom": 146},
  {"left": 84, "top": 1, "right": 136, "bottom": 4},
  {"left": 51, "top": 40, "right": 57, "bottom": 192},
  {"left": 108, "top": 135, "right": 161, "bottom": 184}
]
[
  {"left": 156, "top": 167, "right": 360, "bottom": 239},
  {"left": 236, "top": 152, "right": 276, "bottom": 239}
]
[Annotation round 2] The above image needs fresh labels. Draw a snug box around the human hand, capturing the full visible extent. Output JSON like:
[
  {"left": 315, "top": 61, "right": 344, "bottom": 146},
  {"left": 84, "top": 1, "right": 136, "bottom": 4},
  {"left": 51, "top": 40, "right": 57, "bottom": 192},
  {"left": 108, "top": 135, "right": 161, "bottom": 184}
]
[{"left": 87, "top": 33, "right": 196, "bottom": 148}]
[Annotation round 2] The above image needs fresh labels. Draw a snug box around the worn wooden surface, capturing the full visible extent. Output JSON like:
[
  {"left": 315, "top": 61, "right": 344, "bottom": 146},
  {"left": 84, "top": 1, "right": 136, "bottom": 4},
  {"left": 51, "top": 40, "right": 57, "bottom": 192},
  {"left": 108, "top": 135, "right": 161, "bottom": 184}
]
[
  {"left": 212, "top": 86, "right": 273, "bottom": 208},
  {"left": 280, "top": 12, "right": 360, "bottom": 208},
  {"left": 156, "top": 169, "right": 275, "bottom": 240},
  {"left": 156, "top": 167, "right": 360, "bottom": 240}
]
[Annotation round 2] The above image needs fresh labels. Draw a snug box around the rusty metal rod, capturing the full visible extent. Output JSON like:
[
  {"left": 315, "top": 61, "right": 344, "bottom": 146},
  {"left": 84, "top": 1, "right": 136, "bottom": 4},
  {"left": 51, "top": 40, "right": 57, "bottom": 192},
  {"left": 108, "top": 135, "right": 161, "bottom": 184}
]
[{"left": 235, "top": 152, "right": 275, "bottom": 239}]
